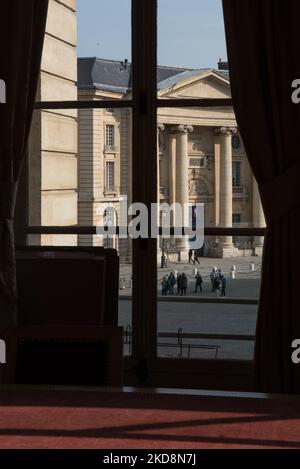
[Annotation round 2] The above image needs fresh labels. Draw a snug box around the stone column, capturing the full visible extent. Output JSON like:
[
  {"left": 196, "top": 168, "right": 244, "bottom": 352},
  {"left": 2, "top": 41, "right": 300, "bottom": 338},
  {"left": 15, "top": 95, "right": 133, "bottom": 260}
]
[
  {"left": 164, "top": 130, "right": 176, "bottom": 251},
  {"left": 157, "top": 124, "right": 164, "bottom": 225},
  {"left": 252, "top": 177, "right": 265, "bottom": 255},
  {"left": 214, "top": 126, "right": 237, "bottom": 257},
  {"left": 175, "top": 124, "right": 193, "bottom": 256},
  {"left": 168, "top": 131, "right": 176, "bottom": 221}
]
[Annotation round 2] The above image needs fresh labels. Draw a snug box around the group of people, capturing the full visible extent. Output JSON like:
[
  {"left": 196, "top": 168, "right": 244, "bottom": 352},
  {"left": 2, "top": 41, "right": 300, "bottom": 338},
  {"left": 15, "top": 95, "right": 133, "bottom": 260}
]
[
  {"left": 161, "top": 267, "right": 227, "bottom": 297},
  {"left": 161, "top": 272, "right": 188, "bottom": 296},
  {"left": 161, "top": 271, "right": 204, "bottom": 296},
  {"left": 210, "top": 268, "right": 227, "bottom": 297}
]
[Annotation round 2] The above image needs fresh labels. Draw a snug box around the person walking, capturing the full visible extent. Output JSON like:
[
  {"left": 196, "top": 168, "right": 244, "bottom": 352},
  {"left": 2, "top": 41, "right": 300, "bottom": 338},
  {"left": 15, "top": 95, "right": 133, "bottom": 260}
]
[
  {"left": 180, "top": 273, "right": 188, "bottom": 295},
  {"left": 210, "top": 269, "right": 215, "bottom": 292},
  {"left": 177, "top": 273, "right": 181, "bottom": 294},
  {"left": 213, "top": 268, "right": 222, "bottom": 293},
  {"left": 188, "top": 249, "right": 195, "bottom": 264},
  {"left": 194, "top": 249, "right": 200, "bottom": 264},
  {"left": 220, "top": 275, "right": 227, "bottom": 297},
  {"left": 168, "top": 272, "right": 176, "bottom": 295},
  {"left": 195, "top": 272, "right": 203, "bottom": 293},
  {"left": 161, "top": 276, "right": 168, "bottom": 296}
]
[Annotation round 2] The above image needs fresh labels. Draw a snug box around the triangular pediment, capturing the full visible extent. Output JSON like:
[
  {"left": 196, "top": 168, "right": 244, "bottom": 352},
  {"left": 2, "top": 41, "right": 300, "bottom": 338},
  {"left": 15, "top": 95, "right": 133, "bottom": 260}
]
[{"left": 158, "top": 69, "right": 231, "bottom": 99}]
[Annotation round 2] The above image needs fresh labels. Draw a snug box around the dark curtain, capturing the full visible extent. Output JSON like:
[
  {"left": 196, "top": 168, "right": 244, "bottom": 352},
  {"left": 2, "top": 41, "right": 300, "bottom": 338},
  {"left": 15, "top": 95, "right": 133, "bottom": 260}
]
[
  {"left": 222, "top": 0, "right": 300, "bottom": 393},
  {"left": 0, "top": 1, "right": 48, "bottom": 325}
]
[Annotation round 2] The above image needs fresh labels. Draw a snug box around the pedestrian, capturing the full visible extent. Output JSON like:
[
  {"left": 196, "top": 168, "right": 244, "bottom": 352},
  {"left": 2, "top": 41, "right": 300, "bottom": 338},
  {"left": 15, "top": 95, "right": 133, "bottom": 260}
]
[
  {"left": 161, "top": 276, "right": 168, "bottom": 296},
  {"left": 220, "top": 275, "right": 227, "bottom": 297},
  {"left": 210, "top": 269, "right": 215, "bottom": 292},
  {"left": 188, "top": 249, "right": 195, "bottom": 264},
  {"left": 177, "top": 273, "right": 181, "bottom": 294},
  {"left": 194, "top": 249, "right": 200, "bottom": 264},
  {"left": 212, "top": 269, "right": 219, "bottom": 292},
  {"left": 180, "top": 273, "right": 188, "bottom": 295},
  {"left": 168, "top": 272, "right": 176, "bottom": 294},
  {"left": 195, "top": 272, "right": 203, "bottom": 293}
]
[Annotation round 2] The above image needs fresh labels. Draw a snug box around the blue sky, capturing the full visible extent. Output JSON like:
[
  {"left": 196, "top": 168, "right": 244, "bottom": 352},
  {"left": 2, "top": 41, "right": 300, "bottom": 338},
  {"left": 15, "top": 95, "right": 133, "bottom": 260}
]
[{"left": 77, "top": 0, "right": 227, "bottom": 69}]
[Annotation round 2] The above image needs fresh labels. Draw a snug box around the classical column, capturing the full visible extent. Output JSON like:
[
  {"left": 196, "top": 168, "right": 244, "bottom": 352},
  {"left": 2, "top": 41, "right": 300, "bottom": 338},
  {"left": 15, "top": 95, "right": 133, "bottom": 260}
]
[
  {"left": 252, "top": 177, "right": 266, "bottom": 254},
  {"left": 214, "top": 126, "right": 237, "bottom": 255},
  {"left": 167, "top": 130, "right": 176, "bottom": 226},
  {"left": 213, "top": 131, "right": 221, "bottom": 226},
  {"left": 175, "top": 124, "right": 193, "bottom": 255},
  {"left": 157, "top": 124, "right": 164, "bottom": 225}
]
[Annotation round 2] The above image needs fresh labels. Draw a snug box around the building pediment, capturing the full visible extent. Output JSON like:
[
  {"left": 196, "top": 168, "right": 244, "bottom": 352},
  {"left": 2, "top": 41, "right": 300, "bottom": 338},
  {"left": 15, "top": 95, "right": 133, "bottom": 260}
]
[{"left": 158, "top": 69, "right": 231, "bottom": 100}]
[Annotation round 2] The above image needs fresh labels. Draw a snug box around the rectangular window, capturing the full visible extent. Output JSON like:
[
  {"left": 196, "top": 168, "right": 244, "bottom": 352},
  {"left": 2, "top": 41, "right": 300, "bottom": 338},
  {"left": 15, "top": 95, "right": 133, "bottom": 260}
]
[
  {"left": 189, "top": 157, "right": 206, "bottom": 167},
  {"left": 26, "top": 1, "right": 267, "bottom": 389},
  {"left": 232, "top": 161, "right": 241, "bottom": 187},
  {"left": 106, "top": 124, "right": 115, "bottom": 147},
  {"left": 232, "top": 213, "right": 241, "bottom": 224},
  {"left": 233, "top": 213, "right": 242, "bottom": 245},
  {"left": 106, "top": 161, "right": 115, "bottom": 191}
]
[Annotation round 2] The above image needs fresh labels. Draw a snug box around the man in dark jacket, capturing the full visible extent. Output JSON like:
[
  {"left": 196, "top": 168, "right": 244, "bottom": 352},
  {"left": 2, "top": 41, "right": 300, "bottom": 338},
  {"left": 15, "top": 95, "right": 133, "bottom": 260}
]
[
  {"left": 195, "top": 272, "right": 203, "bottom": 293},
  {"left": 180, "top": 273, "right": 188, "bottom": 295},
  {"left": 220, "top": 275, "right": 227, "bottom": 297},
  {"left": 168, "top": 272, "right": 176, "bottom": 294}
]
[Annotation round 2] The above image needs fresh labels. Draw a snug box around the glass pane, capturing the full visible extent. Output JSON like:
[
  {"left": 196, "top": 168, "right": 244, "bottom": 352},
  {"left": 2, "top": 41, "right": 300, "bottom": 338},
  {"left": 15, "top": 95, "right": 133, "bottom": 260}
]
[
  {"left": 157, "top": 237, "right": 259, "bottom": 361},
  {"left": 158, "top": 0, "right": 228, "bottom": 97},
  {"left": 26, "top": 107, "right": 132, "bottom": 356},
  {"left": 156, "top": 105, "right": 264, "bottom": 360},
  {"left": 36, "top": 0, "right": 131, "bottom": 102}
]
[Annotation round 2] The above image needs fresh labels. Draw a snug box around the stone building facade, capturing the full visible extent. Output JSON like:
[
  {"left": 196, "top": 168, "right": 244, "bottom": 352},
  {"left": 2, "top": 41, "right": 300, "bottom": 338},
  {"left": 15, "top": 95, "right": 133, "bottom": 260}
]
[
  {"left": 28, "top": 0, "right": 78, "bottom": 247},
  {"left": 77, "top": 58, "right": 265, "bottom": 260},
  {"left": 26, "top": 3, "right": 265, "bottom": 261}
]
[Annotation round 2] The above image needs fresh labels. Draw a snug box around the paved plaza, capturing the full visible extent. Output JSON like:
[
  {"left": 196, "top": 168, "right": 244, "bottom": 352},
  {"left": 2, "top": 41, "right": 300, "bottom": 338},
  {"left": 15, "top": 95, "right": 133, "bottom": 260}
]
[
  {"left": 118, "top": 256, "right": 262, "bottom": 361},
  {"left": 119, "top": 255, "right": 262, "bottom": 298}
]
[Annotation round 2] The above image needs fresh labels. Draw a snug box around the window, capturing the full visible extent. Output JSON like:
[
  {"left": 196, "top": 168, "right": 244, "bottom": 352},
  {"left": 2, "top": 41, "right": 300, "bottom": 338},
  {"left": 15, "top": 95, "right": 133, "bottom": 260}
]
[
  {"left": 26, "top": 1, "right": 266, "bottom": 391},
  {"left": 105, "top": 161, "right": 115, "bottom": 191},
  {"left": 232, "top": 161, "right": 241, "bottom": 187},
  {"left": 189, "top": 157, "right": 206, "bottom": 167},
  {"left": 103, "top": 207, "right": 116, "bottom": 249},
  {"left": 232, "top": 213, "right": 241, "bottom": 224},
  {"left": 232, "top": 134, "right": 241, "bottom": 149},
  {"left": 106, "top": 124, "right": 115, "bottom": 147}
]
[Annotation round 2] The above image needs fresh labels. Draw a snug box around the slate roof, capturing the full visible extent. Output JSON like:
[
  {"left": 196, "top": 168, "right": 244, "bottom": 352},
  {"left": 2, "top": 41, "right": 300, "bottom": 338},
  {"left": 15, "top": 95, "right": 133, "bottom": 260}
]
[{"left": 78, "top": 57, "right": 229, "bottom": 94}]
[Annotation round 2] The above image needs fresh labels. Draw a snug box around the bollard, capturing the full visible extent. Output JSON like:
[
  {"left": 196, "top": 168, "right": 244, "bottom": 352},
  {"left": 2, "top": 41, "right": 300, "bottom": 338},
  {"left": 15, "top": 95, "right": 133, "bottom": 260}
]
[
  {"left": 250, "top": 261, "right": 255, "bottom": 271},
  {"left": 119, "top": 277, "right": 126, "bottom": 290},
  {"left": 193, "top": 268, "right": 198, "bottom": 276},
  {"left": 174, "top": 269, "right": 178, "bottom": 279},
  {"left": 230, "top": 268, "right": 236, "bottom": 279}
]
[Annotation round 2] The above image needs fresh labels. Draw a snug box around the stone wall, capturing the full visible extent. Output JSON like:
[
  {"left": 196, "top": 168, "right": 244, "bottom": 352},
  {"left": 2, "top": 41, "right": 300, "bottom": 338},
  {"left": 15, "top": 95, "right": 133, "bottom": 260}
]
[{"left": 28, "top": 0, "right": 78, "bottom": 246}]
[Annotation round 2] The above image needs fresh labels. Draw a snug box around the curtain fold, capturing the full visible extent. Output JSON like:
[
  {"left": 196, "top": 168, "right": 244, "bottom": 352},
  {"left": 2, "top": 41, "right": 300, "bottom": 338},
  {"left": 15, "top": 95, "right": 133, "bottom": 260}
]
[
  {"left": 222, "top": 0, "right": 300, "bottom": 393},
  {"left": 0, "top": 0, "right": 48, "bottom": 325}
]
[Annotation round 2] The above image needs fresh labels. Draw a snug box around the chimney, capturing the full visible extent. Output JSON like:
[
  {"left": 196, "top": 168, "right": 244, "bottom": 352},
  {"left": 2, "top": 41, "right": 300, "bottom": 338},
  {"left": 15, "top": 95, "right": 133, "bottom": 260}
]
[{"left": 218, "top": 58, "right": 228, "bottom": 71}]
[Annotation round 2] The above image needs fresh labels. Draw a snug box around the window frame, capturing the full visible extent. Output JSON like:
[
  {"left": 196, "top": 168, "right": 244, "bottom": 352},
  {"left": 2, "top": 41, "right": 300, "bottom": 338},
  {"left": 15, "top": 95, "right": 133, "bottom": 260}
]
[
  {"left": 105, "top": 124, "right": 115, "bottom": 147},
  {"left": 105, "top": 160, "right": 116, "bottom": 192},
  {"left": 232, "top": 160, "right": 242, "bottom": 187},
  {"left": 232, "top": 213, "right": 241, "bottom": 224},
  {"left": 28, "top": 0, "right": 265, "bottom": 390}
]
